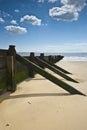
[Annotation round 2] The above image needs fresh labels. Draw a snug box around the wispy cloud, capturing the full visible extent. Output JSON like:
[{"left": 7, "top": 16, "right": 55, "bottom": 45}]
[
  {"left": 38, "top": 0, "right": 44, "bottom": 2},
  {"left": 45, "top": 43, "right": 87, "bottom": 52},
  {"left": 5, "top": 25, "right": 27, "bottom": 34},
  {"left": 0, "top": 10, "right": 10, "bottom": 17},
  {"left": 10, "top": 20, "right": 17, "bottom": 25},
  {"left": 20, "top": 15, "right": 42, "bottom": 26},
  {"left": 49, "top": 0, "right": 86, "bottom": 21},
  {"left": 48, "top": 0, "right": 58, "bottom": 3},
  {"left": 37, "top": 0, "right": 58, "bottom": 3},
  {"left": 0, "top": 17, "right": 4, "bottom": 23},
  {"left": 14, "top": 9, "right": 20, "bottom": 13}
]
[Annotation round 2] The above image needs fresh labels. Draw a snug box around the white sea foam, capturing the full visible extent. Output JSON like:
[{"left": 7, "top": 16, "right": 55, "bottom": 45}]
[{"left": 63, "top": 56, "right": 87, "bottom": 61}]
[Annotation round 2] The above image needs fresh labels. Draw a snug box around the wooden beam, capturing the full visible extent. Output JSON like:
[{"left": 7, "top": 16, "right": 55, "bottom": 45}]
[
  {"left": 28, "top": 52, "right": 35, "bottom": 78},
  {"left": 35, "top": 57, "right": 78, "bottom": 83},
  {"left": 40, "top": 56, "right": 71, "bottom": 74}
]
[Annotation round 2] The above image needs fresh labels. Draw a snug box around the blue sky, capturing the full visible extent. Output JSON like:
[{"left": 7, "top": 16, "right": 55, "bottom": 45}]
[{"left": 0, "top": 0, "right": 87, "bottom": 52}]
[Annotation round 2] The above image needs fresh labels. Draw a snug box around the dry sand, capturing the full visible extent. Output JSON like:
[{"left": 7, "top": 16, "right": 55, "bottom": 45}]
[{"left": 0, "top": 60, "right": 87, "bottom": 130}]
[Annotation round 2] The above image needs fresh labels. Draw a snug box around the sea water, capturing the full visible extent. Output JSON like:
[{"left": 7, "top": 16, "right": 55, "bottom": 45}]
[
  {"left": 18, "top": 52, "right": 87, "bottom": 61},
  {"left": 60, "top": 53, "right": 87, "bottom": 61}
]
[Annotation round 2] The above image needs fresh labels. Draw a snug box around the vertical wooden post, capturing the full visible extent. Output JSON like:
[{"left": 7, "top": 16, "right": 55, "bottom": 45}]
[
  {"left": 49, "top": 55, "right": 54, "bottom": 63},
  {"left": 39, "top": 53, "right": 45, "bottom": 68},
  {"left": 28, "top": 52, "right": 35, "bottom": 78},
  {"left": 7, "top": 45, "right": 16, "bottom": 92},
  {"left": 48, "top": 55, "right": 52, "bottom": 62},
  {"left": 40, "top": 53, "right": 44, "bottom": 59},
  {"left": 30, "top": 52, "right": 35, "bottom": 61}
]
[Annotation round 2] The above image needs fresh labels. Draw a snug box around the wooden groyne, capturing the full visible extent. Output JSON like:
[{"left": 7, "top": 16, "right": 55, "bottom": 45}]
[
  {"left": 0, "top": 45, "right": 85, "bottom": 96},
  {"left": 40, "top": 53, "right": 71, "bottom": 74},
  {"left": 16, "top": 54, "right": 85, "bottom": 96}
]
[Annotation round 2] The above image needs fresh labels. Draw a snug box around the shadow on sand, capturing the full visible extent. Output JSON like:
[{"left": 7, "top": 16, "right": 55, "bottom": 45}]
[{"left": 0, "top": 92, "right": 72, "bottom": 103}]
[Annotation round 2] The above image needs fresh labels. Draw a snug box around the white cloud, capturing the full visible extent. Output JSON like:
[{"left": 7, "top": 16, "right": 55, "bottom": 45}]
[
  {"left": 14, "top": 9, "right": 20, "bottom": 13},
  {"left": 49, "top": 0, "right": 86, "bottom": 21},
  {"left": 61, "top": 0, "right": 86, "bottom": 11},
  {"left": 5, "top": 25, "right": 27, "bottom": 34},
  {"left": 10, "top": 20, "right": 17, "bottom": 25},
  {"left": 38, "top": 0, "right": 44, "bottom": 2},
  {"left": 49, "top": 5, "right": 78, "bottom": 21},
  {"left": 37, "top": 0, "right": 58, "bottom": 2},
  {"left": 0, "top": 17, "right": 4, "bottom": 23},
  {"left": 20, "top": 15, "right": 41, "bottom": 26},
  {"left": 48, "top": 0, "right": 58, "bottom": 3}
]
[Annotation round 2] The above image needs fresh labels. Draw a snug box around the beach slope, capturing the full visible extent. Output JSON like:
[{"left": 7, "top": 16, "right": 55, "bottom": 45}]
[{"left": 0, "top": 61, "right": 87, "bottom": 130}]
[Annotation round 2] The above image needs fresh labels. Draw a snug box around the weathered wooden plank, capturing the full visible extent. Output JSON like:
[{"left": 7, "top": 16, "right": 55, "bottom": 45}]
[
  {"left": 0, "top": 69, "right": 7, "bottom": 78},
  {"left": 40, "top": 56, "right": 71, "bottom": 74},
  {"left": 0, "top": 64, "right": 6, "bottom": 69},
  {"left": 0, "top": 58, "right": 6, "bottom": 68},
  {"left": 0, "top": 74, "right": 7, "bottom": 90},
  {"left": 0, "top": 49, "right": 7, "bottom": 91},
  {"left": 16, "top": 60, "right": 28, "bottom": 72},
  {"left": 0, "top": 49, "right": 7, "bottom": 56},
  {"left": 0, "top": 56, "right": 6, "bottom": 59},
  {"left": 0, "top": 50, "right": 7, "bottom": 69}
]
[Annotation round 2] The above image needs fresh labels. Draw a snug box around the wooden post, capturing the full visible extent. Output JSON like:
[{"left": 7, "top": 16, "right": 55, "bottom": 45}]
[
  {"left": 28, "top": 52, "right": 35, "bottom": 78},
  {"left": 48, "top": 55, "right": 52, "bottom": 62},
  {"left": 30, "top": 52, "right": 35, "bottom": 61},
  {"left": 7, "top": 45, "right": 16, "bottom": 92},
  {"left": 40, "top": 53, "right": 44, "bottom": 59},
  {"left": 39, "top": 53, "right": 45, "bottom": 68}
]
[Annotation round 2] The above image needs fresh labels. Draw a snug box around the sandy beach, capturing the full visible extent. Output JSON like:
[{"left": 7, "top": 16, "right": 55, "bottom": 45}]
[{"left": 0, "top": 60, "right": 87, "bottom": 130}]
